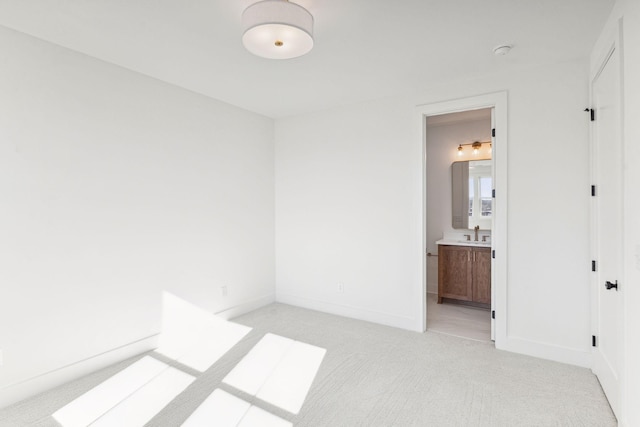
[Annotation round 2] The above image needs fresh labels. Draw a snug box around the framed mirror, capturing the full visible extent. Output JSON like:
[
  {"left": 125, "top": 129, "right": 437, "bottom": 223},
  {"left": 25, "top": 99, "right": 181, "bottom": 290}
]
[{"left": 451, "top": 160, "right": 492, "bottom": 230}]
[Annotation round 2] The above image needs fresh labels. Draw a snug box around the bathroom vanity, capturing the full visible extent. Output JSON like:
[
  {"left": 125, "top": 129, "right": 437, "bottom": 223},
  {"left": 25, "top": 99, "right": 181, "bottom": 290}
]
[{"left": 436, "top": 240, "right": 491, "bottom": 308}]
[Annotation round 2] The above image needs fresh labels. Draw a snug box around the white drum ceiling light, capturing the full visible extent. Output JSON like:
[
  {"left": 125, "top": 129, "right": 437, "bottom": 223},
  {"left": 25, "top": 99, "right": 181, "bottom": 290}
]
[{"left": 241, "top": 0, "right": 314, "bottom": 59}]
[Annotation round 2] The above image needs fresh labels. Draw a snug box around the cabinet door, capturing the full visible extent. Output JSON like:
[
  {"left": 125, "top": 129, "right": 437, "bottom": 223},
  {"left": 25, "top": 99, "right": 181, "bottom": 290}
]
[
  {"left": 438, "top": 245, "right": 472, "bottom": 301},
  {"left": 472, "top": 247, "right": 491, "bottom": 304}
]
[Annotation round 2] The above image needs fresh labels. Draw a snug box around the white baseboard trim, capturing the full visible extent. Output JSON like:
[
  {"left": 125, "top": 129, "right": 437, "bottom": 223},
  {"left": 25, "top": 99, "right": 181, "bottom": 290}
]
[
  {"left": 0, "top": 334, "right": 159, "bottom": 410},
  {"left": 216, "top": 293, "right": 275, "bottom": 320},
  {"left": 276, "top": 292, "right": 416, "bottom": 331},
  {"left": 501, "top": 336, "right": 592, "bottom": 368}
]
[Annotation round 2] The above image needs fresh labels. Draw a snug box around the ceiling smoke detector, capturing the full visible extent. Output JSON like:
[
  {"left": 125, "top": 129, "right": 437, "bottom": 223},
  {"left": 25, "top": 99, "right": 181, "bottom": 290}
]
[{"left": 493, "top": 45, "right": 512, "bottom": 56}]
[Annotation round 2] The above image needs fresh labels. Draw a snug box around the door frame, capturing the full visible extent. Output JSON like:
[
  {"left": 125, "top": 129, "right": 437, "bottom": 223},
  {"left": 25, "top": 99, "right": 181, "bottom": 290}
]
[{"left": 416, "top": 91, "right": 508, "bottom": 349}]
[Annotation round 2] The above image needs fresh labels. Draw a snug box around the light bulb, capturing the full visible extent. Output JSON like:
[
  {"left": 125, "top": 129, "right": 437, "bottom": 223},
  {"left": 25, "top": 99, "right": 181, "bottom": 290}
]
[{"left": 457, "top": 145, "right": 463, "bottom": 156}]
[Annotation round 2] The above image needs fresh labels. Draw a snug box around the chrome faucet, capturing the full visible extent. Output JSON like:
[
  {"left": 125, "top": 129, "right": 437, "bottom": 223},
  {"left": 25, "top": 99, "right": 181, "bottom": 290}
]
[{"left": 474, "top": 225, "right": 480, "bottom": 241}]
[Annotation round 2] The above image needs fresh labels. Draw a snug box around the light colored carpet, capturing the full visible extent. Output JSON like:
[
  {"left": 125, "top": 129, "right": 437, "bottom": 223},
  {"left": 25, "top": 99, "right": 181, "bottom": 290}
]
[
  {"left": 426, "top": 293, "right": 491, "bottom": 341},
  {"left": 0, "top": 303, "right": 616, "bottom": 426}
]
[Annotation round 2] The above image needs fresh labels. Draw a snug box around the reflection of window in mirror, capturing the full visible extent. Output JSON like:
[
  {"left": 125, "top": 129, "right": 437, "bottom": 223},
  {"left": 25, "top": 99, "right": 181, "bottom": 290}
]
[
  {"left": 469, "top": 176, "right": 493, "bottom": 220},
  {"left": 468, "top": 163, "right": 492, "bottom": 230},
  {"left": 468, "top": 179, "right": 474, "bottom": 217},
  {"left": 452, "top": 159, "right": 492, "bottom": 230},
  {"left": 480, "top": 177, "right": 492, "bottom": 217},
  {"left": 468, "top": 177, "right": 491, "bottom": 218}
]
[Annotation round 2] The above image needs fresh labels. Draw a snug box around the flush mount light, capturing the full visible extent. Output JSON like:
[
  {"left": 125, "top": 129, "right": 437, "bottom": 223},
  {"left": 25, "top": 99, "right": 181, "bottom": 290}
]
[{"left": 242, "top": 0, "right": 314, "bottom": 59}]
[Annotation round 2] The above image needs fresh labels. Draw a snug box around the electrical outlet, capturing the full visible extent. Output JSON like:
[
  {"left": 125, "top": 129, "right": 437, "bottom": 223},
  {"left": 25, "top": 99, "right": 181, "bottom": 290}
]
[
  {"left": 220, "top": 286, "right": 228, "bottom": 297},
  {"left": 338, "top": 283, "right": 344, "bottom": 293}
]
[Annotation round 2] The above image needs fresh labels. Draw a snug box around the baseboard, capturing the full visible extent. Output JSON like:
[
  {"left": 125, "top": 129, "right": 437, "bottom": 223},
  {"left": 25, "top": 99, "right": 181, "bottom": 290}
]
[
  {"left": 276, "top": 292, "right": 416, "bottom": 331},
  {"left": 501, "top": 336, "right": 592, "bottom": 368},
  {"left": 216, "top": 293, "right": 275, "bottom": 320},
  {"left": 0, "top": 334, "right": 159, "bottom": 410}
]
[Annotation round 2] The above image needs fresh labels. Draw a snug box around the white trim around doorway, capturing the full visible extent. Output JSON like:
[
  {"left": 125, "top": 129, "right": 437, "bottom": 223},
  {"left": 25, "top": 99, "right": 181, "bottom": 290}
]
[{"left": 415, "top": 91, "right": 508, "bottom": 350}]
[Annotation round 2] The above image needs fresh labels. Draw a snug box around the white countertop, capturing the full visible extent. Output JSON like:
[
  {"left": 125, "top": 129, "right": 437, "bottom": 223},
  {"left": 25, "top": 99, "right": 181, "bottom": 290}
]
[{"left": 436, "top": 239, "right": 491, "bottom": 248}]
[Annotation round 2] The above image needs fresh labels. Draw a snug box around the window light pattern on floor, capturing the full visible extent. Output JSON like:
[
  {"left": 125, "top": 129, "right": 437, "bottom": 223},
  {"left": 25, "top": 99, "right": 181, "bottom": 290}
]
[
  {"left": 181, "top": 388, "right": 292, "bottom": 427},
  {"left": 223, "top": 333, "right": 326, "bottom": 414},
  {"left": 52, "top": 356, "right": 194, "bottom": 427},
  {"left": 90, "top": 366, "right": 194, "bottom": 427}
]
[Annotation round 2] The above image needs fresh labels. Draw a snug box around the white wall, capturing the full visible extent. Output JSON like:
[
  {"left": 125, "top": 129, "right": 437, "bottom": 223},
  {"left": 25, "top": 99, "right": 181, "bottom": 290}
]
[
  {"left": 275, "top": 98, "right": 421, "bottom": 329},
  {"left": 592, "top": 0, "right": 640, "bottom": 425},
  {"left": 275, "top": 59, "right": 592, "bottom": 366},
  {"left": 0, "top": 27, "right": 275, "bottom": 406},
  {"left": 425, "top": 118, "right": 491, "bottom": 294}
]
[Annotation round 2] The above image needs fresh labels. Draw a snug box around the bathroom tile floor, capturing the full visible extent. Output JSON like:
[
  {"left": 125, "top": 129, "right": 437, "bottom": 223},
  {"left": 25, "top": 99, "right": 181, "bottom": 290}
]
[{"left": 426, "top": 293, "right": 491, "bottom": 341}]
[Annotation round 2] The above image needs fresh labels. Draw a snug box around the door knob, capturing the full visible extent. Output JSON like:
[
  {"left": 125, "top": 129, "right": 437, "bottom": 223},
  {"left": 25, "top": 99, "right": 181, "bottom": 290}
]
[{"left": 605, "top": 280, "right": 618, "bottom": 290}]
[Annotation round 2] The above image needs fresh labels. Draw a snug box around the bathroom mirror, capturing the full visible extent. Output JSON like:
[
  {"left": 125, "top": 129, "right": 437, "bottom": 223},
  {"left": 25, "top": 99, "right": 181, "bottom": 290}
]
[{"left": 451, "top": 160, "right": 492, "bottom": 230}]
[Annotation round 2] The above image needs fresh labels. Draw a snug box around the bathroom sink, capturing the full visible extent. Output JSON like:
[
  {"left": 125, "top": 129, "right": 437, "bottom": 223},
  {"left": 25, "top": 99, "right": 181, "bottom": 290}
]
[
  {"left": 457, "top": 240, "right": 491, "bottom": 246},
  {"left": 436, "top": 239, "right": 490, "bottom": 247}
]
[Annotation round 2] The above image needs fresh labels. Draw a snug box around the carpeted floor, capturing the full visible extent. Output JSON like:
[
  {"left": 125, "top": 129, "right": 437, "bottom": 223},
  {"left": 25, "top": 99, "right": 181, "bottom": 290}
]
[{"left": 0, "top": 303, "right": 616, "bottom": 426}]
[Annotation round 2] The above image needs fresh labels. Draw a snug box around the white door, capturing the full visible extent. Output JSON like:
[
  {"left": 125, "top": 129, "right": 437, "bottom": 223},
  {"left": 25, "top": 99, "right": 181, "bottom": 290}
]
[{"left": 592, "top": 43, "right": 624, "bottom": 419}]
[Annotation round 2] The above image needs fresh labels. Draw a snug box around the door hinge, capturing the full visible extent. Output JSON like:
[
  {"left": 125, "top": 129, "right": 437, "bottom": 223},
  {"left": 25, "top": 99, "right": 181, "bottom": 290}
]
[
  {"left": 592, "top": 260, "right": 597, "bottom": 272},
  {"left": 591, "top": 185, "right": 596, "bottom": 197},
  {"left": 491, "top": 310, "right": 495, "bottom": 319},
  {"left": 492, "top": 128, "right": 496, "bottom": 137},
  {"left": 492, "top": 250, "right": 495, "bottom": 259},
  {"left": 592, "top": 335, "right": 597, "bottom": 347},
  {"left": 585, "top": 108, "right": 595, "bottom": 121},
  {"left": 492, "top": 189, "right": 495, "bottom": 198}
]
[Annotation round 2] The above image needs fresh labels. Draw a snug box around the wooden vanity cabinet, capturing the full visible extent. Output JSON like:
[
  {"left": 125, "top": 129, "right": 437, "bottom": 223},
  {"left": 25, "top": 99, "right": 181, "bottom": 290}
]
[{"left": 438, "top": 245, "right": 491, "bottom": 307}]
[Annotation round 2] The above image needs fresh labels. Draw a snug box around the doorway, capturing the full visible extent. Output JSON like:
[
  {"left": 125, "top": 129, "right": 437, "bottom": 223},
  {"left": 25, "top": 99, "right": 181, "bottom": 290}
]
[
  {"left": 425, "top": 109, "right": 493, "bottom": 341},
  {"left": 416, "top": 92, "right": 508, "bottom": 348}
]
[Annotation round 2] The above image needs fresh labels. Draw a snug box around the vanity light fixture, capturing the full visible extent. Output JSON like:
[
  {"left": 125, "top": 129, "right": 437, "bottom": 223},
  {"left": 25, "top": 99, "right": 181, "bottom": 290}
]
[
  {"left": 472, "top": 141, "right": 482, "bottom": 155},
  {"left": 456, "top": 141, "right": 491, "bottom": 156},
  {"left": 241, "top": 0, "right": 314, "bottom": 59}
]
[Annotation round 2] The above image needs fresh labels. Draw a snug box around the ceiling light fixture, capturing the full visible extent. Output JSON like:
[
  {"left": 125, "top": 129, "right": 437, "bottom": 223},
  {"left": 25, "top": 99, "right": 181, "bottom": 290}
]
[{"left": 241, "top": 0, "right": 314, "bottom": 59}]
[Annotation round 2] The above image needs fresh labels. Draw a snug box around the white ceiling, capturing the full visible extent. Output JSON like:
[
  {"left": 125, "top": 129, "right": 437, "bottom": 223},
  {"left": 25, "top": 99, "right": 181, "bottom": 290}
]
[{"left": 0, "top": 0, "right": 615, "bottom": 118}]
